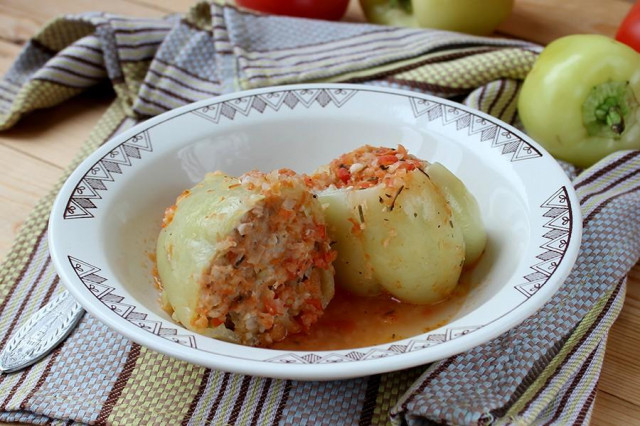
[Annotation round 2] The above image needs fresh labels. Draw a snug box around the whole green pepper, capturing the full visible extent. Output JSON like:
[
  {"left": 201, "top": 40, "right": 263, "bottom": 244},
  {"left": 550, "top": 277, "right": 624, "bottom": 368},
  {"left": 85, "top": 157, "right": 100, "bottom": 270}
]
[
  {"left": 358, "top": 0, "right": 514, "bottom": 35},
  {"left": 518, "top": 34, "right": 640, "bottom": 168}
]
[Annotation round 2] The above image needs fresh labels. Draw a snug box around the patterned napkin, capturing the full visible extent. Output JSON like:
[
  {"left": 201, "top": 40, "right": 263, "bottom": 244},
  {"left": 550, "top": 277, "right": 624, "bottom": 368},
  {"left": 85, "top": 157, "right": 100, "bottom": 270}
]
[{"left": 1, "top": 1, "right": 639, "bottom": 424}]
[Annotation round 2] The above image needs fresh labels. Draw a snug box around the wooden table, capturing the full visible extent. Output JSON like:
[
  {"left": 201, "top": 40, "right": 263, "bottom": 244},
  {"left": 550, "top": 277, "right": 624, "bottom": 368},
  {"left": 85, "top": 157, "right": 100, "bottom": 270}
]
[{"left": 0, "top": 1, "right": 638, "bottom": 424}]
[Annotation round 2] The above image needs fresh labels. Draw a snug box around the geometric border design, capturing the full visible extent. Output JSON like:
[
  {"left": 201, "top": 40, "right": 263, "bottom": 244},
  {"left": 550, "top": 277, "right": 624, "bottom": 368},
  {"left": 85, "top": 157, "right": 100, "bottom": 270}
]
[
  {"left": 191, "top": 87, "right": 357, "bottom": 124},
  {"left": 67, "top": 256, "right": 197, "bottom": 349},
  {"left": 63, "top": 88, "right": 357, "bottom": 220},
  {"left": 409, "top": 97, "right": 542, "bottom": 162},
  {"left": 516, "top": 186, "right": 572, "bottom": 298},
  {"left": 265, "top": 326, "right": 480, "bottom": 365},
  {"left": 64, "top": 131, "right": 153, "bottom": 219}
]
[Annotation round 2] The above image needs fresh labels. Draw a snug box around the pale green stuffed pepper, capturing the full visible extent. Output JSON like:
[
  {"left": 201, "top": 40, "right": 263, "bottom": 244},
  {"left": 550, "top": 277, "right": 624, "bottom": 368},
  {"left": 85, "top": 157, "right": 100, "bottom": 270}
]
[
  {"left": 310, "top": 145, "right": 486, "bottom": 305},
  {"left": 156, "top": 169, "right": 335, "bottom": 347}
]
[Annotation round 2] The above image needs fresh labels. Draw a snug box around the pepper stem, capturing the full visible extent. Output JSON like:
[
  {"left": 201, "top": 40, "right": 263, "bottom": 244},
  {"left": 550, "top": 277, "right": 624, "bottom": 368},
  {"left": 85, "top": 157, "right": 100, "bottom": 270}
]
[
  {"left": 594, "top": 97, "right": 625, "bottom": 134},
  {"left": 582, "top": 81, "right": 635, "bottom": 138}
]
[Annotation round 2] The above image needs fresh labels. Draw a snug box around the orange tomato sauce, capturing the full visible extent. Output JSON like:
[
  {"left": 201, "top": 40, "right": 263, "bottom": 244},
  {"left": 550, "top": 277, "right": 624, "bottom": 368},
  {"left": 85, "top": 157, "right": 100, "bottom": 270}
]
[{"left": 270, "top": 275, "right": 472, "bottom": 351}]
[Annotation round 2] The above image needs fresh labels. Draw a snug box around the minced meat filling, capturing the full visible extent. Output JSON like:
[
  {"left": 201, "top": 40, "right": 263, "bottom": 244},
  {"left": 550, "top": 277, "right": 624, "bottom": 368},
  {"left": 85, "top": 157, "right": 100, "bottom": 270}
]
[
  {"left": 310, "top": 144, "right": 427, "bottom": 190},
  {"left": 197, "top": 170, "right": 335, "bottom": 346}
]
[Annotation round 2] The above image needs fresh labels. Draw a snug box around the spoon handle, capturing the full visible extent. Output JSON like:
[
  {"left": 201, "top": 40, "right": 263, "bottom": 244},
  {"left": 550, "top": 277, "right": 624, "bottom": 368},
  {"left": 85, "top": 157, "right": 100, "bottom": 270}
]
[{"left": 0, "top": 290, "right": 84, "bottom": 373}]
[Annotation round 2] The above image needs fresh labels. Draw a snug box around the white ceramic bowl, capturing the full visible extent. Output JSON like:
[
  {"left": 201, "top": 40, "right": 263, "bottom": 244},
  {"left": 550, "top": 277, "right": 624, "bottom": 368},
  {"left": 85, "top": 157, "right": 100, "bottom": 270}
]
[{"left": 49, "top": 84, "right": 582, "bottom": 380}]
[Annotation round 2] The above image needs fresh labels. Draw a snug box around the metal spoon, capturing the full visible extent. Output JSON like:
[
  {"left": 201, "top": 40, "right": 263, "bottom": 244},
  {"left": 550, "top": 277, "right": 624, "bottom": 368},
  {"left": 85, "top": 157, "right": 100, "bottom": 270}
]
[{"left": 0, "top": 290, "right": 84, "bottom": 373}]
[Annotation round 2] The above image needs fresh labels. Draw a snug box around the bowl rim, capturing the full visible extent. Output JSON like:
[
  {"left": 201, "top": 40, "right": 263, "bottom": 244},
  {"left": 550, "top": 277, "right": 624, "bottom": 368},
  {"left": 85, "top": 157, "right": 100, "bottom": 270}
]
[{"left": 48, "top": 83, "right": 583, "bottom": 380}]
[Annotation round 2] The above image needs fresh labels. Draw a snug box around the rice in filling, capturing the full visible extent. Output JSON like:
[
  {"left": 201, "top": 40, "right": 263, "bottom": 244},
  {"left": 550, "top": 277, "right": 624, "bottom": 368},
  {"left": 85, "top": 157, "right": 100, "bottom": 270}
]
[
  {"left": 310, "top": 144, "right": 427, "bottom": 190},
  {"left": 191, "top": 170, "right": 335, "bottom": 347}
]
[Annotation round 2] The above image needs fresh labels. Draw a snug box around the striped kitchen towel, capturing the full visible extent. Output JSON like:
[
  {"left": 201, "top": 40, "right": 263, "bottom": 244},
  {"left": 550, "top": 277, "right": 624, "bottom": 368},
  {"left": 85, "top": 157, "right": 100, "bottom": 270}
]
[{"left": 1, "top": 1, "right": 639, "bottom": 424}]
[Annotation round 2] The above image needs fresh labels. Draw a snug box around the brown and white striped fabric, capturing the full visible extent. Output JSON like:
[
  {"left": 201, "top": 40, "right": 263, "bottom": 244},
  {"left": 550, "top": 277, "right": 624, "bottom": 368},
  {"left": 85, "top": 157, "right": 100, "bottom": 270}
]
[{"left": 1, "top": 1, "right": 639, "bottom": 424}]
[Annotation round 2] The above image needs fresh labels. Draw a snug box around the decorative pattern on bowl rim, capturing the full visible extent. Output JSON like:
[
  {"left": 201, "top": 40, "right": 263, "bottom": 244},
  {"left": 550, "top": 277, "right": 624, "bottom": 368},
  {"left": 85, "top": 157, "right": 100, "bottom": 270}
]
[{"left": 56, "top": 86, "right": 577, "bottom": 365}]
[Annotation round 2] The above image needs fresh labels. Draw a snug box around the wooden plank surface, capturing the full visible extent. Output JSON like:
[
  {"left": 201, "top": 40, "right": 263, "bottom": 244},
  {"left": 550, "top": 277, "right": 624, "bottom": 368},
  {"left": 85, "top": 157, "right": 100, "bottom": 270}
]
[
  {"left": 0, "top": 1, "right": 638, "bottom": 424},
  {"left": 497, "top": 0, "right": 634, "bottom": 44}
]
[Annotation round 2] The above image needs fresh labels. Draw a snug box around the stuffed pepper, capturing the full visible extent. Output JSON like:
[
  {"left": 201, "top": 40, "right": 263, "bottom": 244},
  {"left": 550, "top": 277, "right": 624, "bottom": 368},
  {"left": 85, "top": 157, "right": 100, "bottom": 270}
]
[
  {"left": 310, "top": 145, "right": 486, "bottom": 305},
  {"left": 156, "top": 169, "right": 336, "bottom": 347}
]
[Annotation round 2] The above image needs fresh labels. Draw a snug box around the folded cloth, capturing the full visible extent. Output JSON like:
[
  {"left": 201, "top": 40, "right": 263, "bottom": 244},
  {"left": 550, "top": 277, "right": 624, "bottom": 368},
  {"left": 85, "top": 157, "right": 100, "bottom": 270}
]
[{"left": 1, "top": 1, "right": 639, "bottom": 424}]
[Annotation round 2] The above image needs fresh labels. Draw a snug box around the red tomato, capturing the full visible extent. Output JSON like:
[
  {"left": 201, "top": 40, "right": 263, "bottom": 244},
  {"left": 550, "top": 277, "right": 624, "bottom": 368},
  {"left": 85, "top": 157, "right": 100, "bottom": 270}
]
[
  {"left": 235, "top": 0, "right": 350, "bottom": 21},
  {"left": 616, "top": 1, "right": 640, "bottom": 53}
]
